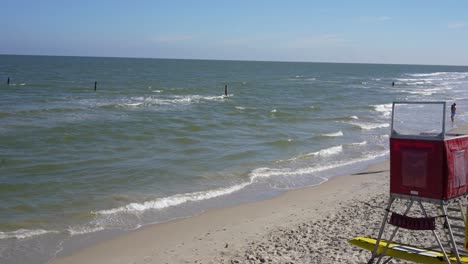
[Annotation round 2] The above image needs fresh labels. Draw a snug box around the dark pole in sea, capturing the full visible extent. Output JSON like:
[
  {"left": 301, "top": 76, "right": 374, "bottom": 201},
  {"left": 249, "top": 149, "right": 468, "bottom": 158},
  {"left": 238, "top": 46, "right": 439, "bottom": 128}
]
[
  {"left": 7, "top": 77, "right": 10, "bottom": 85},
  {"left": 94, "top": 81, "right": 97, "bottom": 91},
  {"left": 224, "top": 85, "right": 228, "bottom": 96}
]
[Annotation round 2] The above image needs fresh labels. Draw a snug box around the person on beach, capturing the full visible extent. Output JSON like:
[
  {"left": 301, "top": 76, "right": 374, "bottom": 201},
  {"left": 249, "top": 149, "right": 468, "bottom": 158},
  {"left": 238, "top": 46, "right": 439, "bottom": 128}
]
[
  {"left": 451, "top": 103, "right": 456, "bottom": 122},
  {"left": 224, "top": 85, "right": 228, "bottom": 96}
]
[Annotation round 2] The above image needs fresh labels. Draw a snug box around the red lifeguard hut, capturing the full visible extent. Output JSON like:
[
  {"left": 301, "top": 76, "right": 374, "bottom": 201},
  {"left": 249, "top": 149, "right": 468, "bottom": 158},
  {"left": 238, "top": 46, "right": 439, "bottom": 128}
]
[
  {"left": 350, "top": 101, "right": 468, "bottom": 264},
  {"left": 390, "top": 101, "right": 468, "bottom": 201}
]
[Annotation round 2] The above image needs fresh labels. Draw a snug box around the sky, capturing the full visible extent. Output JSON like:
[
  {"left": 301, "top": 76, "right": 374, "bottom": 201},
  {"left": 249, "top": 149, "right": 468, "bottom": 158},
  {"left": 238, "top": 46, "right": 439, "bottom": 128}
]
[{"left": 1, "top": 0, "right": 468, "bottom": 65}]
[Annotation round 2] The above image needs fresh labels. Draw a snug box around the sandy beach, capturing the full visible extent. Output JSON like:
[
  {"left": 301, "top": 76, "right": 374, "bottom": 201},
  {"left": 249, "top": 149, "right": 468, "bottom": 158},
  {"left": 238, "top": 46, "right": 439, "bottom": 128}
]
[{"left": 50, "top": 160, "right": 409, "bottom": 264}]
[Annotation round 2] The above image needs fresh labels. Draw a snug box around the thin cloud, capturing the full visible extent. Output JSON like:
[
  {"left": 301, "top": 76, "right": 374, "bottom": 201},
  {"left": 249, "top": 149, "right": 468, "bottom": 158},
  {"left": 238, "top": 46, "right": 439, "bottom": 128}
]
[
  {"left": 357, "top": 16, "right": 391, "bottom": 22},
  {"left": 152, "top": 35, "right": 195, "bottom": 43},
  {"left": 287, "top": 34, "right": 347, "bottom": 49},
  {"left": 221, "top": 36, "right": 273, "bottom": 46},
  {"left": 448, "top": 22, "right": 466, "bottom": 29}
]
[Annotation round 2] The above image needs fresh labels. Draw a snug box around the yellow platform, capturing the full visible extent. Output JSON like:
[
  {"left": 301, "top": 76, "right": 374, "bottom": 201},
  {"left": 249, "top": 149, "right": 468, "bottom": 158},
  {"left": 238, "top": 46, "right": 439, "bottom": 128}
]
[{"left": 349, "top": 236, "right": 468, "bottom": 264}]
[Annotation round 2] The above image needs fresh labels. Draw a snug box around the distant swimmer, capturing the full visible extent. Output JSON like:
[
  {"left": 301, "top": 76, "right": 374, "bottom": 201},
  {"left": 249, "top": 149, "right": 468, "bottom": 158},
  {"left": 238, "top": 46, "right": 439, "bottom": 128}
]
[
  {"left": 392, "top": 81, "right": 395, "bottom": 87},
  {"left": 451, "top": 103, "right": 456, "bottom": 122},
  {"left": 224, "top": 84, "right": 228, "bottom": 96},
  {"left": 7, "top": 77, "right": 10, "bottom": 85},
  {"left": 94, "top": 81, "right": 97, "bottom": 91}
]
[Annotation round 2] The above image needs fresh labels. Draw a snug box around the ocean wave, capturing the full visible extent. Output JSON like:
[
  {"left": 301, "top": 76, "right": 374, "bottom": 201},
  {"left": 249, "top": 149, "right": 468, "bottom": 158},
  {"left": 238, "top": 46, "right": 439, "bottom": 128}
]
[
  {"left": 405, "top": 90, "right": 434, "bottom": 96},
  {"left": 406, "top": 72, "right": 468, "bottom": 80},
  {"left": 320, "top": 131, "right": 343, "bottom": 137},
  {"left": 95, "top": 147, "right": 386, "bottom": 217},
  {"left": 350, "top": 122, "right": 390, "bottom": 130},
  {"left": 406, "top": 72, "right": 453, "bottom": 77},
  {"left": 96, "top": 182, "right": 251, "bottom": 215},
  {"left": 251, "top": 151, "right": 388, "bottom": 179},
  {"left": 97, "top": 94, "right": 227, "bottom": 109},
  {"left": 67, "top": 226, "right": 105, "bottom": 236},
  {"left": 397, "top": 78, "right": 444, "bottom": 82},
  {"left": 332, "top": 115, "right": 359, "bottom": 121},
  {"left": 306, "top": 145, "right": 343, "bottom": 157},
  {"left": 285, "top": 145, "right": 344, "bottom": 162},
  {"left": 348, "top": 141, "right": 367, "bottom": 146},
  {"left": 372, "top": 104, "right": 392, "bottom": 117},
  {"left": 0, "top": 229, "right": 58, "bottom": 240}
]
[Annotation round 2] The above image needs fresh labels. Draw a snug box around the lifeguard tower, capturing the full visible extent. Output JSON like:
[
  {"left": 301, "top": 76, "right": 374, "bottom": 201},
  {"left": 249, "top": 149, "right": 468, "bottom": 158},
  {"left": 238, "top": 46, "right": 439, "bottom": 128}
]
[{"left": 350, "top": 101, "right": 468, "bottom": 264}]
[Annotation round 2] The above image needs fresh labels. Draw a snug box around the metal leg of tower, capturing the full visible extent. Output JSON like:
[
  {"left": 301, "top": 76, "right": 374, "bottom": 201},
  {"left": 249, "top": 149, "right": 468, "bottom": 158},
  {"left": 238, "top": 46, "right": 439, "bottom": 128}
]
[
  {"left": 375, "top": 200, "right": 414, "bottom": 264},
  {"left": 417, "top": 201, "right": 451, "bottom": 263},
  {"left": 368, "top": 197, "right": 395, "bottom": 264},
  {"left": 440, "top": 202, "right": 462, "bottom": 263}
]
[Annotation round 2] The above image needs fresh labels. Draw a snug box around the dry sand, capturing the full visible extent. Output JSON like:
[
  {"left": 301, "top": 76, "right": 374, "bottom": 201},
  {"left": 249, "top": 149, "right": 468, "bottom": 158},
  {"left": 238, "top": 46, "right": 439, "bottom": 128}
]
[{"left": 50, "top": 160, "right": 436, "bottom": 264}]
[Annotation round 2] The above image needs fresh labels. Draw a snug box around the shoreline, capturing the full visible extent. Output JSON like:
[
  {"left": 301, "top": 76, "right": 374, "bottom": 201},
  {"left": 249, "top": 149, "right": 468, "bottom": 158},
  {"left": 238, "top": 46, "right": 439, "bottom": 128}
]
[{"left": 50, "top": 159, "right": 392, "bottom": 264}]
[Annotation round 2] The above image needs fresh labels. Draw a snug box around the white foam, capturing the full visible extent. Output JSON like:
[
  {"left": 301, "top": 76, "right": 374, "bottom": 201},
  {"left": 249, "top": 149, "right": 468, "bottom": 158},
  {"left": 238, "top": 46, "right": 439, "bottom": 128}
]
[
  {"left": 406, "top": 90, "right": 434, "bottom": 96},
  {"left": 125, "top": 103, "right": 143, "bottom": 107},
  {"left": 271, "top": 109, "right": 277, "bottom": 113},
  {"left": 251, "top": 152, "right": 388, "bottom": 179},
  {"left": 96, "top": 182, "right": 251, "bottom": 215},
  {"left": 235, "top": 106, "right": 246, "bottom": 110},
  {"left": 95, "top": 148, "right": 387, "bottom": 217},
  {"left": 67, "top": 226, "right": 105, "bottom": 236},
  {"left": 350, "top": 115, "right": 359, "bottom": 120},
  {"left": 349, "top": 141, "right": 367, "bottom": 146},
  {"left": 321, "top": 131, "right": 343, "bottom": 137},
  {"left": 406, "top": 72, "right": 468, "bottom": 81},
  {"left": 0, "top": 229, "right": 58, "bottom": 240},
  {"left": 407, "top": 72, "right": 448, "bottom": 77},
  {"left": 372, "top": 104, "right": 392, "bottom": 117},
  {"left": 352, "top": 122, "right": 390, "bottom": 130},
  {"left": 308, "top": 145, "right": 343, "bottom": 157}
]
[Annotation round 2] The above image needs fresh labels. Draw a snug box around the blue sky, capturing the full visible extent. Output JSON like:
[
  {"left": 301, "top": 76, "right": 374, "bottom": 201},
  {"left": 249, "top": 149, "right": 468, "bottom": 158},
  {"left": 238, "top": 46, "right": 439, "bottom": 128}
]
[{"left": 1, "top": 1, "right": 467, "bottom": 65}]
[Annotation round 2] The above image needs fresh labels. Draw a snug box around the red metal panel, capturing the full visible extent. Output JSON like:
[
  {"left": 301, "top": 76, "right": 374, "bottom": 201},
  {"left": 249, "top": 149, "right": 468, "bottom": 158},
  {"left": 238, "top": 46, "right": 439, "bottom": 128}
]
[
  {"left": 390, "top": 138, "right": 445, "bottom": 199},
  {"left": 444, "top": 137, "right": 468, "bottom": 198}
]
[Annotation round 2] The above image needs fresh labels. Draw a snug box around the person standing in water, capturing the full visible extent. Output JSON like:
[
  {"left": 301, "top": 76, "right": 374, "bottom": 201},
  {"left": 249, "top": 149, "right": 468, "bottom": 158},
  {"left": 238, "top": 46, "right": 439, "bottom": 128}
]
[
  {"left": 451, "top": 103, "right": 456, "bottom": 122},
  {"left": 94, "top": 81, "right": 97, "bottom": 91},
  {"left": 224, "top": 85, "right": 228, "bottom": 96},
  {"left": 7, "top": 77, "right": 10, "bottom": 85}
]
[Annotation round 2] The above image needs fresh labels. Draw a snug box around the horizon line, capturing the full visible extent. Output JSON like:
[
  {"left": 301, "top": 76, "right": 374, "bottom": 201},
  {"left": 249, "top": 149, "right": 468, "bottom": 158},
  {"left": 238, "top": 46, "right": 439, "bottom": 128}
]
[{"left": 1, "top": 53, "right": 467, "bottom": 67}]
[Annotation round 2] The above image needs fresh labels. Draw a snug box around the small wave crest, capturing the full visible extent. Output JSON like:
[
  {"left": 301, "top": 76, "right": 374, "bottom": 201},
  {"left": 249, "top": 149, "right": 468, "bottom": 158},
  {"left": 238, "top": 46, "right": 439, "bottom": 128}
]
[
  {"left": 96, "top": 182, "right": 250, "bottom": 215},
  {"left": 0, "top": 229, "right": 58, "bottom": 240},
  {"left": 372, "top": 104, "right": 392, "bottom": 117},
  {"left": 98, "top": 94, "right": 226, "bottom": 109},
  {"left": 251, "top": 152, "right": 388, "bottom": 180},
  {"left": 307, "top": 145, "right": 343, "bottom": 157},
  {"left": 406, "top": 72, "right": 464, "bottom": 77},
  {"left": 348, "top": 141, "right": 367, "bottom": 146},
  {"left": 350, "top": 122, "right": 390, "bottom": 130},
  {"left": 320, "top": 131, "right": 343, "bottom": 137},
  {"left": 67, "top": 226, "right": 105, "bottom": 236}
]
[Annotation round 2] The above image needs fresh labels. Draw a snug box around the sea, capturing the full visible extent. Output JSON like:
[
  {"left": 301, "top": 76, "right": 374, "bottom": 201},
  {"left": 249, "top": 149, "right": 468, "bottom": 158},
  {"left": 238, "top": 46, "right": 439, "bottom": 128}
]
[{"left": 1, "top": 55, "right": 468, "bottom": 263}]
